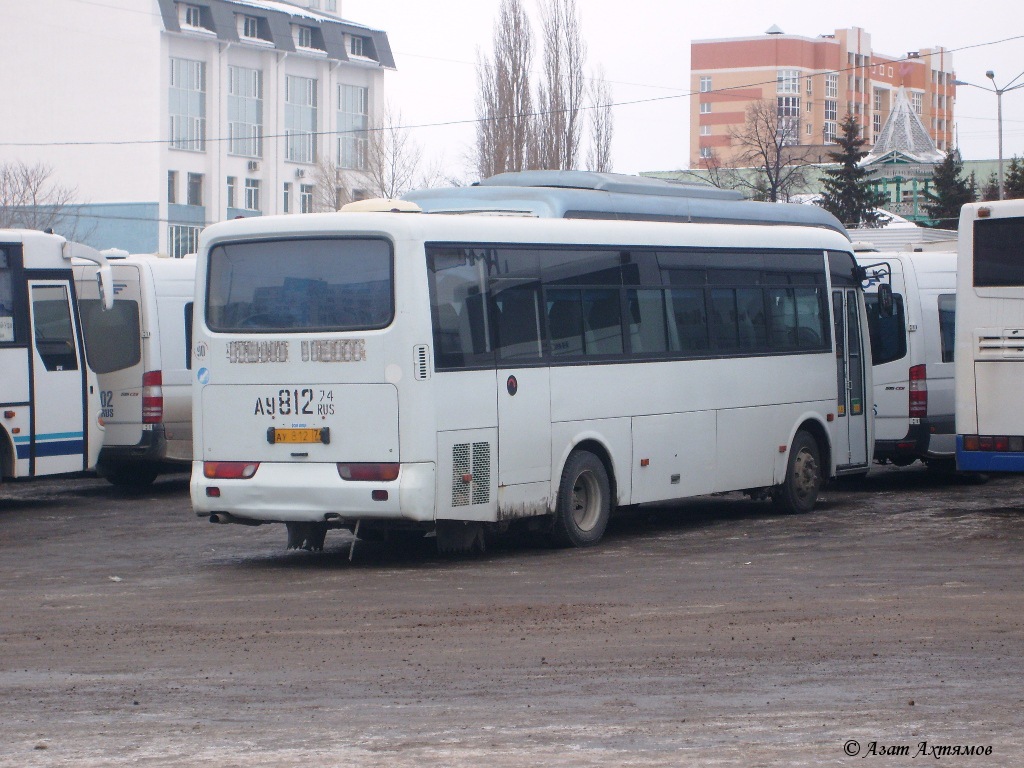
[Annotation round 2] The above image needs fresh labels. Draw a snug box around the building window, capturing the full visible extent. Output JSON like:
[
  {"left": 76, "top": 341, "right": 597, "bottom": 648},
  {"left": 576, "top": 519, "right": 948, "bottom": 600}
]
[
  {"left": 777, "top": 96, "right": 800, "bottom": 117},
  {"left": 168, "top": 225, "right": 200, "bottom": 258},
  {"left": 296, "top": 25, "right": 313, "bottom": 48},
  {"left": 169, "top": 58, "right": 206, "bottom": 151},
  {"left": 349, "top": 36, "right": 365, "bottom": 57},
  {"left": 183, "top": 4, "right": 202, "bottom": 28},
  {"left": 285, "top": 76, "right": 317, "bottom": 163},
  {"left": 228, "top": 66, "right": 263, "bottom": 157},
  {"left": 226, "top": 176, "right": 237, "bottom": 208},
  {"left": 167, "top": 171, "right": 178, "bottom": 204},
  {"left": 300, "top": 184, "right": 314, "bottom": 213},
  {"left": 777, "top": 69, "right": 800, "bottom": 94},
  {"left": 338, "top": 84, "right": 368, "bottom": 170},
  {"left": 699, "top": 76, "right": 712, "bottom": 93},
  {"left": 283, "top": 182, "right": 292, "bottom": 213},
  {"left": 806, "top": 77, "right": 812, "bottom": 95},
  {"left": 700, "top": 125, "right": 711, "bottom": 136},
  {"left": 823, "top": 121, "right": 837, "bottom": 143},
  {"left": 326, "top": 0, "right": 337, "bottom": 10},
  {"left": 888, "top": 66, "right": 894, "bottom": 78},
  {"left": 699, "top": 102, "right": 711, "bottom": 114},
  {"left": 806, "top": 123, "right": 813, "bottom": 136},
  {"left": 244, "top": 178, "right": 261, "bottom": 211},
  {"left": 873, "top": 113, "right": 881, "bottom": 135},
  {"left": 825, "top": 73, "right": 838, "bottom": 99},
  {"left": 824, "top": 100, "right": 837, "bottom": 122},
  {"left": 911, "top": 92, "right": 922, "bottom": 114},
  {"left": 874, "top": 88, "right": 883, "bottom": 111},
  {"left": 187, "top": 173, "right": 203, "bottom": 206},
  {"left": 699, "top": 147, "right": 713, "bottom": 159},
  {"left": 242, "top": 15, "right": 259, "bottom": 38}
]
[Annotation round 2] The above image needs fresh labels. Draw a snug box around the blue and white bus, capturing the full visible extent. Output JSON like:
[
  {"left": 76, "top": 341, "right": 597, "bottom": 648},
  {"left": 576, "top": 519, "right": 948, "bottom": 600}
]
[
  {"left": 955, "top": 200, "right": 1024, "bottom": 472},
  {"left": 0, "top": 230, "right": 112, "bottom": 484},
  {"left": 190, "top": 198, "right": 872, "bottom": 554}
]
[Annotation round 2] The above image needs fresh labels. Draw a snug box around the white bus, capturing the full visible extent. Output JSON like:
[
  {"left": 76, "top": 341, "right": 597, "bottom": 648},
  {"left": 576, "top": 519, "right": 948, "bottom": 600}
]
[
  {"left": 1, "top": 229, "right": 112, "bottom": 484},
  {"left": 190, "top": 212, "right": 871, "bottom": 553},
  {"left": 955, "top": 200, "right": 1024, "bottom": 473},
  {"left": 75, "top": 254, "right": 196, "bottom": 487}
]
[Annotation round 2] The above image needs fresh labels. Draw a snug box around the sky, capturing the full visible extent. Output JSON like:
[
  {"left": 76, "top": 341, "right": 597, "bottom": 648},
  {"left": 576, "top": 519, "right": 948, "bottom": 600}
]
[{"left": 338, "top": 0, "right": 1024, "bottom": 181}]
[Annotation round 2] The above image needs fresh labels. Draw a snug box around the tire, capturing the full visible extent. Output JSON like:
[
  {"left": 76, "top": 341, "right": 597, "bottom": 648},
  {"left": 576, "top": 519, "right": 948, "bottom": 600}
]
[
  {"left": 772, "top": 431, "right": 822, "bottom": 514},
  {"left": 104, "top": 463, "right": 159, "bottom": 488},
  {"left": 552, "top": 450, "right": 611, "bottom": 547}
]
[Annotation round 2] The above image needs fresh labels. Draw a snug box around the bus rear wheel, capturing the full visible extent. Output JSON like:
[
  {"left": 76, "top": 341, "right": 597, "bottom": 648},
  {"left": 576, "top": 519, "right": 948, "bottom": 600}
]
[
  {"left": 552, "top": 450, "right": 611, "bottom": 547},
  {"left": 772, "top": 431, "right": 821, "bottom": 514}
]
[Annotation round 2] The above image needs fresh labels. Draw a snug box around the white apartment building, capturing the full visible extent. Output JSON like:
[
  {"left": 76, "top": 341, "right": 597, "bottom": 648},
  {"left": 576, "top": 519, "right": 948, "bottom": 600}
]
[{"left": 0, "top": 0, "right": 394, "bottom": 255}]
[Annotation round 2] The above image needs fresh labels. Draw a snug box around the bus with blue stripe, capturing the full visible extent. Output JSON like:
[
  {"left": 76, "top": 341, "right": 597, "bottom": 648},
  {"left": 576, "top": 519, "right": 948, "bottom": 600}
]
[
  {"left": 954, "top": 201, "right": 1024, "bottom": 473},
  {"left": 1, "top": 230, "right": 113, "bottom": 484}
]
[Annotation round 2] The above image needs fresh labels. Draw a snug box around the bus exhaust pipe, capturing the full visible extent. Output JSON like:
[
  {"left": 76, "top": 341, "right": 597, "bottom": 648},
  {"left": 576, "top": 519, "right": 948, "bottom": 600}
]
[{"left": 208, "top": 512, "right": 263, "bottom": 526}]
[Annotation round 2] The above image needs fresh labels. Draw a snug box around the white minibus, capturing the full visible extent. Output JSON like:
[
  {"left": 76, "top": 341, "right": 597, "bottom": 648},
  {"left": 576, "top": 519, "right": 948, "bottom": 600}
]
[
  {"left": 1, "top": 229, "right": 112, "bottom": 484},
  {"left": 190, "top": 209, "right": 872, "bottom": 554},
  {"left": 75, "top": 254, "right": 196, "bottom": 486},
  {"left": 955, "top": 200, "right": 1024, "bottom": 473},
  {"left": 857, "top": 247, "right": 957, "bottom": 470}
]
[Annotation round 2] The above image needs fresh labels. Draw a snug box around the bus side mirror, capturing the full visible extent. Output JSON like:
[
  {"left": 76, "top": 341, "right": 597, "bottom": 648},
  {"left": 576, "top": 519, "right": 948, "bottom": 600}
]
[
  {"left": 877, "top": 283, "right": 894, "bottom": 318},
  {"left": 96, "top": 264, "right": 114, "bottom": 311}
]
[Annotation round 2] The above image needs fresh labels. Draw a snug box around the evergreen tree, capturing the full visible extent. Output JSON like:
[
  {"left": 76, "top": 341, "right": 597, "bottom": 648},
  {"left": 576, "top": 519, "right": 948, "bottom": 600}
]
[
  {"left": 981, "top": 171, "right": 1001, "bottom": 201},
  {"left": 1004, "top": 156, "right": 1024, "bottom": 200},
  {"left": 924, "top": 148, "right": 975, "bottom": 229},
  {"left": 817, "top": 114, "right": 888, "bottom": 227}
]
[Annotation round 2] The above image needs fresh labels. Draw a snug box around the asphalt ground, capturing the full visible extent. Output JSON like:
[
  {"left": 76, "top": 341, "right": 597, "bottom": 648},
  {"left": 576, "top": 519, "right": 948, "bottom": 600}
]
[{"left": 2, "top": 465, "right": 1022, "bottom": 767}]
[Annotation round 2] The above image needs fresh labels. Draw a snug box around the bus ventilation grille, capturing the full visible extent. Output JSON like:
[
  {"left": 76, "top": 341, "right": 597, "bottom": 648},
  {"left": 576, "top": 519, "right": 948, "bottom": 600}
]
[
  {"left": 414, "top": 344, "right": 430, "bottom": 380},
  {"left": 452, "top": 441, "right": 491, "bottom": 506},
  {"left": 977, "top": 330, "right": 1024, "bottom": 360}
]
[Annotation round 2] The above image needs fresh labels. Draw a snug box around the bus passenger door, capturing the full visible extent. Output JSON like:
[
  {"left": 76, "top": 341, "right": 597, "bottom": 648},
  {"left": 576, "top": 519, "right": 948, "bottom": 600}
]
[
  {"left": 832, "top": 288, "right": 869, "bottom": 468},
  {"left": 28, "top": 280, "right": 88, "bottom": 475},
  {"left": 494, "top": 284, "right": 551, "bottom": 489}
]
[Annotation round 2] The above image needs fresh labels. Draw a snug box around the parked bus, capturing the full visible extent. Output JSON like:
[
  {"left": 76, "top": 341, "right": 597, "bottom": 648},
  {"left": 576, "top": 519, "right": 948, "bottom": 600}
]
[
  {"left": 190, "top": 207, "right": 872, "bottom": 554},
  {"left": 955, "top": 200, "right": 1024, "bottom": 473},
  {"left": 1, "top": 229, "right": 112, "bottom": 484},
  {"left": 75, "top": 254, "right": 196, "bottom": 487},
  {"left": 856, "top": 246, "right": 957, "bottom": 471}
]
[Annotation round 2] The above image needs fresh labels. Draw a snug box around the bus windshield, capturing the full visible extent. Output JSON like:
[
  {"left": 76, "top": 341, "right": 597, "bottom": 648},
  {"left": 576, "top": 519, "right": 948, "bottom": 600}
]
[{"left": 206, "top": 237, "right": 393, "bottom": 333}]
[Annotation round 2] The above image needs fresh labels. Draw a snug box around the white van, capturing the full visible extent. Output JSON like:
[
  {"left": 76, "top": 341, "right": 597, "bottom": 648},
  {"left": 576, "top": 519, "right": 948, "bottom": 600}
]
[
  {"left": 74, "top": 254, "right": 196, "bottom": 486},
  {"left": 856, "top": 246, "right": 957, "bottom": 470}
]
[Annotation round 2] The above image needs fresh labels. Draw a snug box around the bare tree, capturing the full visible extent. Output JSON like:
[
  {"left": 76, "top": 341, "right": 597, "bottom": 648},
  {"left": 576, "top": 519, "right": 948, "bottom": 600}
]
[
  {"left": 585, "top": 65, "right": 613, "bottom": 172},
  {"left": 474, "top": 0, "right": 535, "bottom": 179},
  {"left": 728, "top": 99, "right": 814, "bottom": 202},
  {"left": 365, "top": 106, "right": 423, "bottom": 199},
  {"left": 536, "top": 0, "right": 587, "bottom": 170},
  {"left": 310, "top": 157, "right": 350, "bottom": 212},
  {"left": 0, "top": 160, "right": 81, "bottom": 232}
]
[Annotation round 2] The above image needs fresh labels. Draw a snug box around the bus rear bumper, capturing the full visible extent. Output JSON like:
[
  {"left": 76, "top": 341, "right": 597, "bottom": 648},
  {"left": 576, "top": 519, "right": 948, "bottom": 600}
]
[
  {"left": 190, "top": 461, "right": 436, "bottom": 523},
  {"left": 956, "top": 436, "right": 1024, "bottom": 473}
]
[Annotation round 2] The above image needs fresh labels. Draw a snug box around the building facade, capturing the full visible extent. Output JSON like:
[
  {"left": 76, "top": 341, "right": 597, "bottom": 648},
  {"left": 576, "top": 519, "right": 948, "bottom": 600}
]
[
  {"left": 0, "top": 0, "right": 394, "bottom": 255},
  {"left": 690, "top": 27, "right": 954, "bottom": 170}
]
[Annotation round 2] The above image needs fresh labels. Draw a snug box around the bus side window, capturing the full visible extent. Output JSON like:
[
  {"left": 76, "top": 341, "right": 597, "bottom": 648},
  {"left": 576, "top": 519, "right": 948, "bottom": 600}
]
[
  {"left": 184, "top": 302, "right": 194, "bottom": 369},
  {"left": 938, "top": 294, "right": 955, "bottom": 363},
  {"left": 494, "top": 286, "right": 543, "bottom": 361},
  {"left": 31, "top": 285, "right": 79, "bottom": 372},
  {"left": 0, "top": 250, "right": 15, "bottom": 343}
]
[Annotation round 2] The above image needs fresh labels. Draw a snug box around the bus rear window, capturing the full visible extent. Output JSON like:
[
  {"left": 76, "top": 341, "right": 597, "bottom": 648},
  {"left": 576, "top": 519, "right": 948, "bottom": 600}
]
[
  {"left": 79, "top": 299, "right": 142, "bottom": 374},
  {"left": 864, "top": 293, "right": 907, "bottom": 365},
  {"left": 206, "top": 238, "right": 393, "bottom": 332},
  {"left": 975, "top": 217, "right": 1024, "bottom": 287}
]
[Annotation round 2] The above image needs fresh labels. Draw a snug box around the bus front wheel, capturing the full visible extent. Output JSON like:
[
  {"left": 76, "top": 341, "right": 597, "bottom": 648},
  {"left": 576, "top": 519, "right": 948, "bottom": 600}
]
[
  {"left": 552, "top": 450, "right": 611, "bottom": 547},
  {"left": 772, "top": 431, "right": 821, "bottom": 514}
]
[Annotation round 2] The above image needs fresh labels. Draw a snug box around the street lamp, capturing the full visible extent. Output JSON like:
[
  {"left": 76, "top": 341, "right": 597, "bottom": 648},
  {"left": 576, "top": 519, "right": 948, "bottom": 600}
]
[{"left": 954, "top": 70, "right": 1024, "bottom": 200}]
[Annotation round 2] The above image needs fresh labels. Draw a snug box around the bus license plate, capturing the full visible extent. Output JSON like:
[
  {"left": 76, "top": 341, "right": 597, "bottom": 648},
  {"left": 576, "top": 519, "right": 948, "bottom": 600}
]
[{"left": 268, "top": 427, "right": 330, "bottom": 444}]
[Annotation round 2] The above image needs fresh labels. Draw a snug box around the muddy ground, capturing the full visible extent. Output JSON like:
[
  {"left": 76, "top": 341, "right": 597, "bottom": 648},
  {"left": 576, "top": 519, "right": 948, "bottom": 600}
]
[{"left": 1, "top": 466, "right": 1022, "bottom": 767}]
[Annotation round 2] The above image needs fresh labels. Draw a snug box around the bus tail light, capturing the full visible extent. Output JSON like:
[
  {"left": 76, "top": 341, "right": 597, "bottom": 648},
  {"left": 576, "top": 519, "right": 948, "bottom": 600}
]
[
  {"left": 908, "top": 364, "right": 927, "bottom": 418},
  {"left": 142, "top": 370, "right": 164, "bottom": 424},
  {"left": 961, "top": 436, "right": 1024, "bottom": 452},
  {"left": 337, "top": 463, "right": 400, "bottom": 482},
  {"left": 204, "top": 461, "right": 260, "bottom": 479}
]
